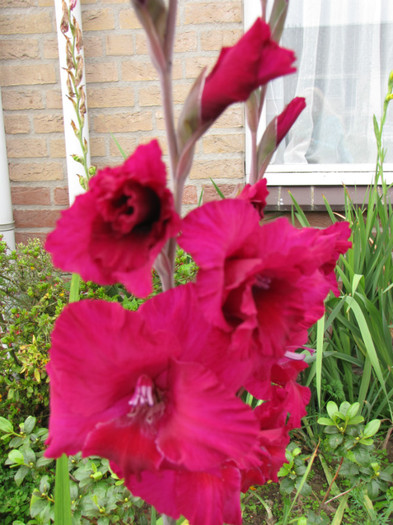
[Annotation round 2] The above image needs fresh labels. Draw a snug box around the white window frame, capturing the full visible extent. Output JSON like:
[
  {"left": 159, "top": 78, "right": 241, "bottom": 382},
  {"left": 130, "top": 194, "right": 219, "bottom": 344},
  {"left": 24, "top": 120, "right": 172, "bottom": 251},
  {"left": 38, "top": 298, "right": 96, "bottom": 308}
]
[{"left": 243, "top": 0, "right": 393, "bottom": 186}]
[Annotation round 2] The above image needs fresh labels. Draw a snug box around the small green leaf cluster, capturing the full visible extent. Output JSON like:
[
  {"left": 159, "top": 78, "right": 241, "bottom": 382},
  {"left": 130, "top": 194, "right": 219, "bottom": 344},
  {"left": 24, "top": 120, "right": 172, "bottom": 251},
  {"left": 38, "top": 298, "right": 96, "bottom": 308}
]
[
  {"left": 318, "top": 401, "right": 392, "bottom": 500},
  {"left": 0, "top": 415, "right": 146, "bottom": 524},
  {"left": 278, "top": 442, "right": 312, "bottom": 497}
]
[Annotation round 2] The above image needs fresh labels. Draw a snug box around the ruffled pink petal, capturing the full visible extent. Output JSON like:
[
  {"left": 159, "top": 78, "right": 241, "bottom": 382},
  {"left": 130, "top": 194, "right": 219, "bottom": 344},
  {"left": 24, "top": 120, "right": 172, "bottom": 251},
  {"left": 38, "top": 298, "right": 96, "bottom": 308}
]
[
  {"left": 45, "top": 300, "right": 180, "bottom": 457},
  {"left": 179, "top": 199, "right": 262, "bottom": 330},
  {"left": 83, "top": 417, "right": 163, "bottom": 473},
  {"left": 46, "top": 140, "right": 180, "bottom": 297},
  {"left": 157, "top": 360, "right": 260, "bottom": 471},
  {"left": 126, "top": 466, "right": 242, "bottom": 525}
]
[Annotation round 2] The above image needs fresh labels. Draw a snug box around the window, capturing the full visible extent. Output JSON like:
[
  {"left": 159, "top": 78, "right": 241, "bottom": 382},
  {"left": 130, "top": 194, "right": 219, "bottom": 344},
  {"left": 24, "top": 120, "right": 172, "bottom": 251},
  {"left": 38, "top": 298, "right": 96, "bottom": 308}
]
[{"left": 244, "top": 0, "right": 393, "bottom": 185}]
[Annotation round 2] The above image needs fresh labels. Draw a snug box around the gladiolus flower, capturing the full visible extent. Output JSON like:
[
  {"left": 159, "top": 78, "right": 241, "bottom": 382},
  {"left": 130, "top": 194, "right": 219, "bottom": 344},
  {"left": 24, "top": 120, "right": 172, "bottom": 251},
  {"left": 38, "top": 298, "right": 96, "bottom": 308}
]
[
  {"left": 201, "top": 18, "right": 296, "bottom": 122},
  {"left": 45, "top": 140, "right": 180, "bottom": 297},
  {"left": 238, "top": 179, "right": 269, "bottom": 218},
  {"left": 276, "top": 97, "right": 306, "bottom": 145},
  {"left": 179, "top": 199, "right": 351, "bottom": 360},
  {"left": 45, "top": 286, "right": 261, "bottom": 525}
]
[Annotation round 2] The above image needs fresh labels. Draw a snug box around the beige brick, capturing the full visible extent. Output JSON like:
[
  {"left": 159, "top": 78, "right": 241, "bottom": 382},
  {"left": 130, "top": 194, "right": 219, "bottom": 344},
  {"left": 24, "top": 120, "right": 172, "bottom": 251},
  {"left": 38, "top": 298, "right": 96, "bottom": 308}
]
[
  {"left": 10, "top": 161, "right": 64, "bottom": 181},
  {"left": 119, "top": 8, "right": 142, "bottom": 29},
  {"left": 46, "top": 90, "right": 62, "bottom": 109},
  {"left": 7, "top": 137, "right": 47, "bottom": 158},
  {"left": 34, "top": 114, "right": 63, "bottom": 133},
  {"left": 121, "top": 59, "right": 157, "bottom": 82},
  {"left": 42, "top": 37, "right": 59, "bottom": 60},
  {"left": 155, "top": 108, "right": 181, "bottom": 130},
  {"left": 139, "top": 85, "right": 161, "bottom": 106},
  {"left": 184, "top": 2, "right": 242, "bottom": 24},
  {"left": 0, "top": 12, "right": 52, "bottom": 35},
  {"left": 134, "top": 33, "right": 149, "bottom": 55},
  {"left": 2, "top": 89, "right": 43, "bottom": 110},
  {"left": 14, "top": 209, "right": 62, "bottom": 229},
  {"left": 200, "top": 29, "right": 242, "bottom": 51},
  {"left": 203, "top": 133, "right": 244, "bottom": 154},
  {"left": 189, "top": 158, "right": 244, "bottom": 179},
  {"left": 212, "top": 106, "right": 243, "bottom": 128},
  {"left": 185, "top": 56, "right": 216, "bottom": 79},
  {"left": 86, "top": 62, "right": 118, "bottom": 83},
  {"left": 82, "top": 9, "right": 115, "bottom": 31},
  {"left": 183, "top": 185, "right": 198, "bottom": 204},
  {"left": 84, "top": 36, "right": 104, "bottom": 58},
  {"left": 173, "top": 82, "right": 194, "bottom": 104},
  {"left": 88, "top": 86, "right": 134, "bottom": 108},
  {"left": 174, "top": 31, "right": 198, "bottom": 53},
  {"left": 0, "top": 64, "right": 56, "bottom": 86},
  {"left": 90, "top": 137, "right": 107, "bottom": 156},
  {"left": 202, "top": 183, "right": 239, "bottom": 202},
  {"left": 11, "top": 186, "right": 51, "bottom": 205},
  {"left": 105, "top": 0, "right": 129, "bottom": 3},
  {"left": 106, "top": 34, "right": 133, "bottom": 56},
  {"left": 109, "top": 135, "right": 137, "bottom": 157},
  {"left": 122, "top": 59, "right": 181, "bottom": 82},
  {"left": 54, "top": 187, "right": 69, "bottom": 206},
  {"left": 50, "top": 138, "right": 66, "bottom": 157},
  {"left": 94, "top": 112, "right": 152, "bottom": 133},
  {"left": 0, "top": 39, "right": 39, "bottom": 60},
  {"left": 80, "top": 0, "right": 98, "bottom": 4},
  {"left": 38, "top": 0, "right": 57, "bottom": 5},
  {"left": 0, "top": 0, "right": 35, "bottom": 6},
  {"left": 4, "top": 114, "right": 30, "bottom": 134}
]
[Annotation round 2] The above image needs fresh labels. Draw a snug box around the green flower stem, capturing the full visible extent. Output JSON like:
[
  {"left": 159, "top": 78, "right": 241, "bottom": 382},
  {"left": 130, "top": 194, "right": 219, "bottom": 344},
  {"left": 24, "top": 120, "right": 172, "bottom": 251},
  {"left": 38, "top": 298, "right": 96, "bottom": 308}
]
[
  {"left": 162, "top": 516, "right": 176, "bottom": 525},
  {"left": 54, "top": 272, "right": 80, "bottom": 524}
]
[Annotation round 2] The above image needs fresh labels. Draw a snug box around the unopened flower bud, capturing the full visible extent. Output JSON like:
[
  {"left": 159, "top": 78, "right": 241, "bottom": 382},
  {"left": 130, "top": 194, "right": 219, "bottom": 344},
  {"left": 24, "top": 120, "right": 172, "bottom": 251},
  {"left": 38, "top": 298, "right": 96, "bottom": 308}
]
[
  {"left": 75, "top": 55, "right": 84, "bottom": 86},
  {"left": 75, "top": 20, "right": 83, "bottom": 52},
  {"left": 66, "top": 38, "right": 73, "bottom": 69},
  {"left": 60, "top": 0, "right": 69, "bottom": 34},
  {"left": 79, "top": 87, "right": 86, "bottom": 117},
  {"left": 70, "top": 0, "right": 77, "bottom": 10},
  {"left": 66, "top": 74, "right": 74, "bottom": 98}
]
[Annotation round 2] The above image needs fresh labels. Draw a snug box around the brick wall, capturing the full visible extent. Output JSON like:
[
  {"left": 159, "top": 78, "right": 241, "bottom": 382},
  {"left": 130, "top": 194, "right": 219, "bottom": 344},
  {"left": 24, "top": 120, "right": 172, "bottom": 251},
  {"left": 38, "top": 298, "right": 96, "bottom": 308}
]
[{"left": 1, "top": 0, "right": 245, "bottom": 242}]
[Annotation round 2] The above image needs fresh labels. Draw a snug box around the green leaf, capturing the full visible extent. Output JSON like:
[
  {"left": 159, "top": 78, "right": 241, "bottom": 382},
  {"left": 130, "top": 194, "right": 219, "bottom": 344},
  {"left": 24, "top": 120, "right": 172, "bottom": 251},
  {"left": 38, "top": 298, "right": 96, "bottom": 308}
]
[
  {"left": 326, "top": 401, "right": 339, "bottom": 420},
  {"left": 23, "top": 416, "right": 36, "bottom": 435},
  {"left": 7, "top": 449, "right": 25, "bottom": 466},
  {"left": 30, "top": 493, "right": 51, "bottom": 518},
  {"left": 209, "top": 178, "right": 225, "bottom": 199},
  {"left": 363, "top": 419, "right": 381, "bottom": 438},
  {"left": 14, "top": 465, "right": 30, "bottom": 486},
  {"left": 347, "top": 415, "right": 364, "bottom": 426},
  {"left": 55, "top": 454, "right": 72, "bottom": 525},
  {"left": 0, "top": 416, "right": 13, "bottom": 434},
  {"left": 346, "top": 402, "right": 360, "bottom": 420},
  {"left": 317, "top": 417, "right": 336, "bottom": 426}
]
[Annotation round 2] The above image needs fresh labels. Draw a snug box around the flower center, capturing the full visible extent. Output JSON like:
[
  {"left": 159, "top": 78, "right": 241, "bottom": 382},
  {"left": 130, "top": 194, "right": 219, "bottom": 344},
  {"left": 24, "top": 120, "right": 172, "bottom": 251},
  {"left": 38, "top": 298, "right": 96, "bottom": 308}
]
[
  {"left": 128, "top": 375, "right": 164, "bottom": 425},
  {"left": 254, "top": 274, "right": 272, "bottom": 290}
]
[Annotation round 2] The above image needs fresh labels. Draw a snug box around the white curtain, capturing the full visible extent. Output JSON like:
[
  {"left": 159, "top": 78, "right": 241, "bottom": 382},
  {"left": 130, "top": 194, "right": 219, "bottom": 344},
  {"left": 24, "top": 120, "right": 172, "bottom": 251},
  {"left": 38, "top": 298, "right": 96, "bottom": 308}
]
[{"left": 267, "top": 0, "right": 393, "bottom": 165}]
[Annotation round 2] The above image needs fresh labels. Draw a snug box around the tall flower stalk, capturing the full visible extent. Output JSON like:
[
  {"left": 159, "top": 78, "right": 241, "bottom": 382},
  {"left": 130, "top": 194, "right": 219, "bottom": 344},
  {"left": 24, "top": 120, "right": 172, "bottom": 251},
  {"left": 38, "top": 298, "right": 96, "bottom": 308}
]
[{"left": 46, "top": 1, "right": 351, "bottom": 524}]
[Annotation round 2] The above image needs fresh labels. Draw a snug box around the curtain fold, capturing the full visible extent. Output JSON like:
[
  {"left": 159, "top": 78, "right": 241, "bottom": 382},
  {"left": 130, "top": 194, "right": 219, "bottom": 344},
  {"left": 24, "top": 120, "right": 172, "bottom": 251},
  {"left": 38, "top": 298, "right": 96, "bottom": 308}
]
[{"left": 267, "top": 0, "right": 393, "bottom": 166}]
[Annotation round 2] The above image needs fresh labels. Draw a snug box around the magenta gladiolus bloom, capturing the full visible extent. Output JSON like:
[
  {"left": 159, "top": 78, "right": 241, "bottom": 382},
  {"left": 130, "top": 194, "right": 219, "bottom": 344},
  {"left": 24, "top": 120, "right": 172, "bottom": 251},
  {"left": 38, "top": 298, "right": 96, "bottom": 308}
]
[
  {"left": 276, "top": 97, "right": 306, "bottom": 144},
  {"left": 45, "top": 286, "right": 261, "bottom": 525},
  {"left": 179, "top": 199, "right": 351, "bottom": 360},
  {"left": 238, "top": 179, "right": 269, "bottom": 218},
  {"left": 201, "top": 18, "right": 296, "bottom": 122},
  {"left": 45, "top": 140, "right": 180, "bottom": 297}
]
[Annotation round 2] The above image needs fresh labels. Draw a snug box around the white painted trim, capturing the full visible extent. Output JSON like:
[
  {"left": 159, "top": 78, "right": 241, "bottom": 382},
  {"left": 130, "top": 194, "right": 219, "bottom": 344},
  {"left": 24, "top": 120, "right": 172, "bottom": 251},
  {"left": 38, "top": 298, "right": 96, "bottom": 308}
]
[
  {"left": 55, "top": 0, "right": 91, "bottom": 205},
  {"left": 0, "top": 88, "right": 15, "bottom": 250}
]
